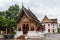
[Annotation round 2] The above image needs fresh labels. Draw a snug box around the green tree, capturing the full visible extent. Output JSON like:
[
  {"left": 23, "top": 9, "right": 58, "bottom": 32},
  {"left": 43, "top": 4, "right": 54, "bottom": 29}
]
[
  {"left": 57, "top": 24, "right": 60, "bottom": 33},
  {"left": 0, "top": 11, "right": 6, "bottom": 30},
  {"left": 5, "top": 4, "right": 19, "bottom": 34},
  {"left": 58, "top": 28, "right": 60, "bottom": 33},
  {"left": 0, "top": 4, "right": 19, "bottom": 34},
  {"left": 6, "top": 4, "right": 19, "bottom": 20}
]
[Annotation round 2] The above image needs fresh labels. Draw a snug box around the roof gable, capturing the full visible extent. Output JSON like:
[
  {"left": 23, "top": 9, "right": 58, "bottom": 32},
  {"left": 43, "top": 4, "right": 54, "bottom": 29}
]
[
  {"left": 17, "top": 6, "right": 40, "bottom": 23},
  {"left": 42, "top": 16, "right": 50, "bottom": 23},
  {"left": 42, "top": 15, "right": 57, "bottom": 23}
]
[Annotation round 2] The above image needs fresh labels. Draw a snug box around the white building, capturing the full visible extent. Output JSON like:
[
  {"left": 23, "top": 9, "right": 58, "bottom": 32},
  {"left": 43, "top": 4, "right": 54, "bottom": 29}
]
[{"left": 42, "top": 15, "right": 58, "bottom": 33}]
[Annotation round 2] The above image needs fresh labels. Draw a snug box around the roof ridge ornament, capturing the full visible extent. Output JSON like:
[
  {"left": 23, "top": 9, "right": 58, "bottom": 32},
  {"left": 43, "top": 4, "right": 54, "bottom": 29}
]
[
  {"left": 22, "top": 2, "right": 24, "bottom": 8},
  {"left": 28, "top": 6, "right": 30, "bottom": 10}
]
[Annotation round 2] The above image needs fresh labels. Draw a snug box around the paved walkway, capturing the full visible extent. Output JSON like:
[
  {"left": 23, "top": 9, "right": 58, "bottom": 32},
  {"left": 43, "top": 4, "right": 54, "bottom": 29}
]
[
  {"left": 0, "top": 33, "right": 60, "bottom": 40},
  {"left": 44, "top": 33, "right": 60, "bottom": 40}
]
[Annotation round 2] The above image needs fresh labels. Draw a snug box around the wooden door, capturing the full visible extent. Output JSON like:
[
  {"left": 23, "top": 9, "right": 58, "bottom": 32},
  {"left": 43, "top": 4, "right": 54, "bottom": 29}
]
[
  {"left": 48, "top": 29, "right": 50, "bottom": 32},
  {"left": 23, "top": 24, "right": 29, "bottom": 34}
]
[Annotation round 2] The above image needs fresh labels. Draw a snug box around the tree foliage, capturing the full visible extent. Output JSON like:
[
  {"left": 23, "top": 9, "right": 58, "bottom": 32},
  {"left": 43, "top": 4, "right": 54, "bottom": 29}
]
[
  {"left": 0, "top": 4, "right": 19, "bottom": 33},
  {"left": 6, "top": 4, "right": 19, "bottom": 28},
  {"left": 58, "top": 28, "right": 60, "bottom": 33}
]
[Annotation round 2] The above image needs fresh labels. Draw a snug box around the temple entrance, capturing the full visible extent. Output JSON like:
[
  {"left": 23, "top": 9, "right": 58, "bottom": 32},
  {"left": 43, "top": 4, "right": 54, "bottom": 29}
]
[{"left": 23, "top": 24, "right": 29, "bottom": 34}]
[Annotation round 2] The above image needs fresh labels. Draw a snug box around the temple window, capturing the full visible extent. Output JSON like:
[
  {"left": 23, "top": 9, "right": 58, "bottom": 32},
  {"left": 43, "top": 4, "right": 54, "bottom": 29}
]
[
  {"left": 53, "top": 24, "right": 54, "bottom": 26},
  {"left": 48, "top": 24, "right": 50, "bottom": 26},
  {"left": 44, "top": 24, "right": 45, "bottom": 26}
]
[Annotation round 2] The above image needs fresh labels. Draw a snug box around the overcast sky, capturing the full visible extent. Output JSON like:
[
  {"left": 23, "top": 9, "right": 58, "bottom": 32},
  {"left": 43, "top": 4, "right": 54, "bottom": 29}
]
[{"left": 0, "top": 0, "right": 60, "bottom": 23}]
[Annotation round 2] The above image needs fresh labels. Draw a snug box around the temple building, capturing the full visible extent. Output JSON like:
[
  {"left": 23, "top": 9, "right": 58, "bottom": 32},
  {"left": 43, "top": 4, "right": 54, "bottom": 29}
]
[
  {"left": 42, "top": 15, "right": 58, "bottom": 33},
  {"left": 16, "top": 5, "right": 44, "bottom": 34}
]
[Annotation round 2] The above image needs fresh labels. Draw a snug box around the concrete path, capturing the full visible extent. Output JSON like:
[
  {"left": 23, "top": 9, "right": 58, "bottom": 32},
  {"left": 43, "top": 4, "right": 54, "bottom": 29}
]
[{"left": 44, "top": 33, "right": 60, "bottom": 40}]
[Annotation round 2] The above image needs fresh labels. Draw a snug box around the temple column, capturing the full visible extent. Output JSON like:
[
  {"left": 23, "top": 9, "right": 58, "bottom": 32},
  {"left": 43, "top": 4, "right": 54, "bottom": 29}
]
[
  {"left": 29, "top": 22, "right": 31, "bottom": 31},
  {"left": 17, "top": 24, "right": 21, "bottom": 31},
  {"left": 34, "top": 25, "right": 36, "bottom": 31},
  {"left": 21, "top": 22, "right": 23, "bottom": 31}
]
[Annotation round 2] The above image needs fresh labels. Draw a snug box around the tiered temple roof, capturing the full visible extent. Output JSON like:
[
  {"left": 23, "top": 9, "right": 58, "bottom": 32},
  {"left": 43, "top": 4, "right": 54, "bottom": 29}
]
[{"left": 17, "top": 6, "right": 44, "bottom": 28}]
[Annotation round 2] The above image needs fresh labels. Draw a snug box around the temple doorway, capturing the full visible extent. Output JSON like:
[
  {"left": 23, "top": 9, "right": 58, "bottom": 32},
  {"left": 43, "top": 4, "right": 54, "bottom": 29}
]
[{"left": 23, "top": 24, "right": 29, "bottom": 34}]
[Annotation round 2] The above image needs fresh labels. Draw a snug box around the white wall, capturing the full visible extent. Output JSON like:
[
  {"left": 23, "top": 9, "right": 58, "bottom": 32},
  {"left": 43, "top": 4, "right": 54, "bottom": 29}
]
[{"left": 43, "top": 23, "right": 58, "bottom": 33}]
